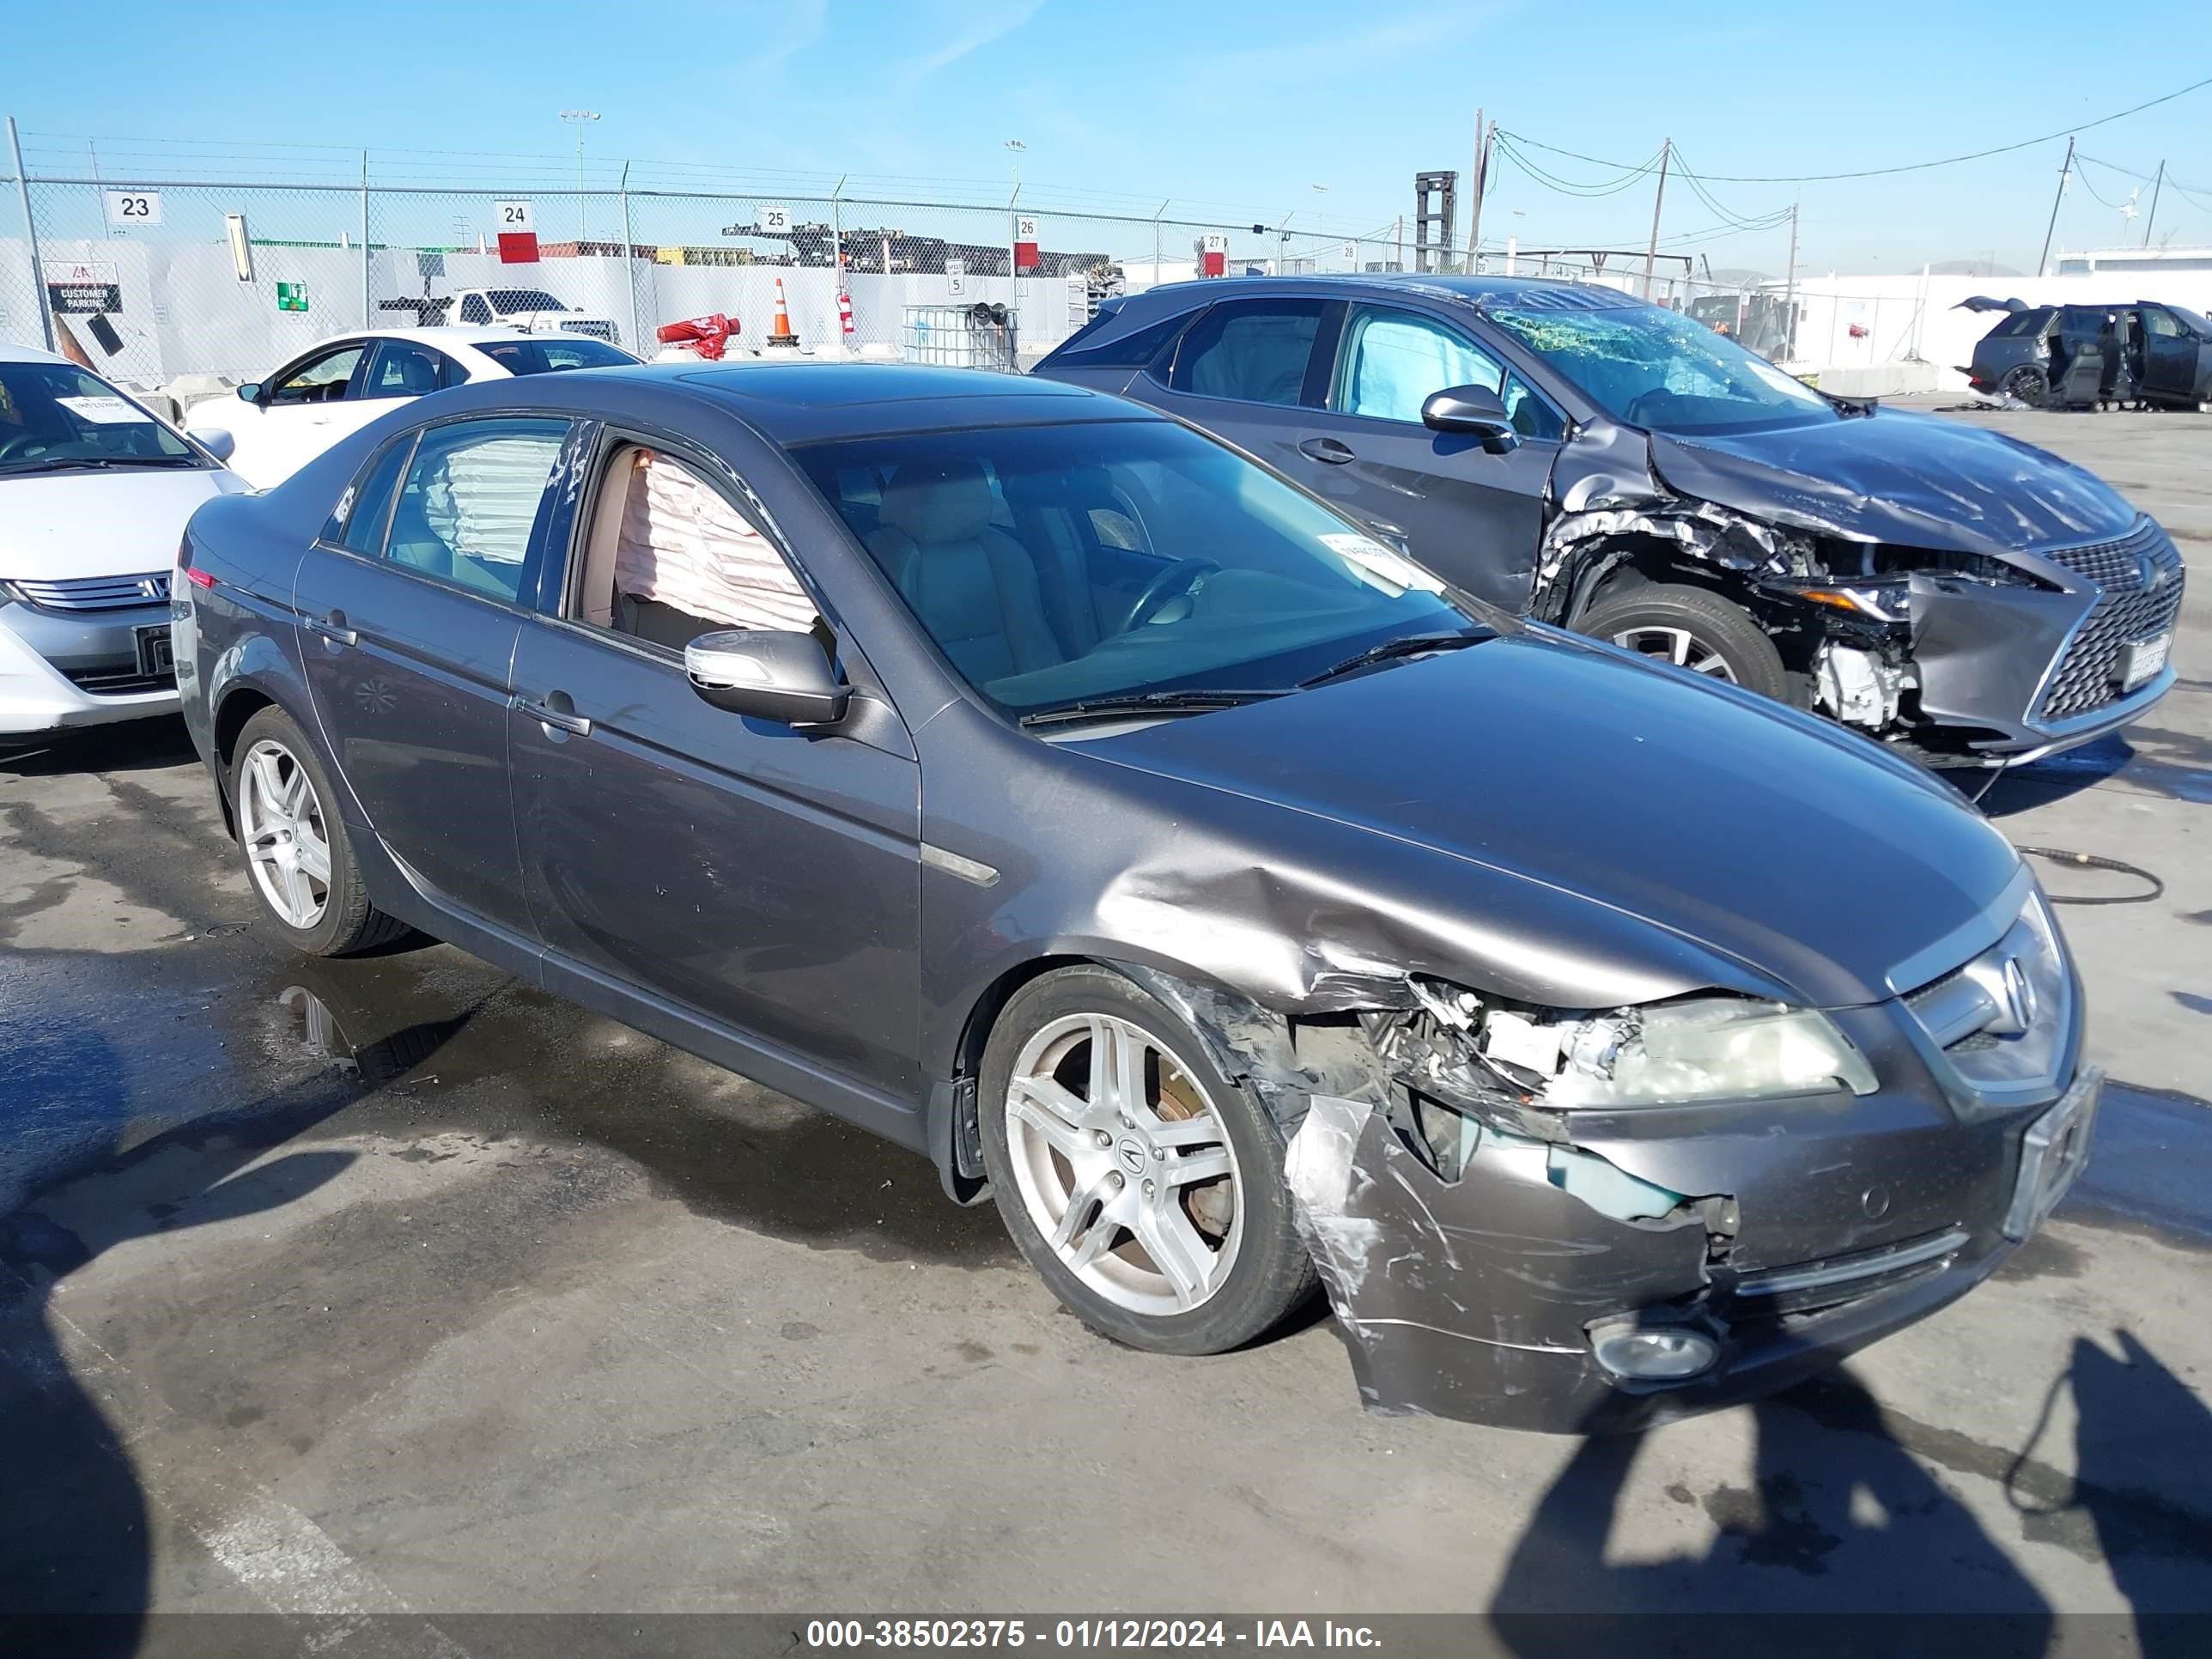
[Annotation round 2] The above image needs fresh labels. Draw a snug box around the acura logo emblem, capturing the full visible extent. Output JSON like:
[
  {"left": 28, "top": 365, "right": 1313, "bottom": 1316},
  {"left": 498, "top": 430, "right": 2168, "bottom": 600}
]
[
  {"left": 1996, "top": 955, "right": 2039, "bottom": 1036},
  {"left": 140, "top": 577, "right": 168, "bottom": 599}
]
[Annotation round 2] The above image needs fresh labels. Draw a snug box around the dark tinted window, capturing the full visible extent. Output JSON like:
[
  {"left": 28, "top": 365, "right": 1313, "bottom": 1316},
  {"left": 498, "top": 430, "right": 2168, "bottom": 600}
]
[
  {"left": 1170, "top": 300, "right": 1326, "bottom": 405},
  {"left": 472, "top": 337, "right": 634, "bottom": 374},
  {"left": 385, "top": 417, "right": 571, "bottom": 603},
  {"left": 1048, "top": 307, "right": 1200, "bottom": 369},
  {"left": 2057, "top": 307, "right": 2113, "bottom": 338},
  {"left": 1986, "top": 310, "right": 2048, "bottom": 338},
  {"left": 485, "top": 289, "right": 564, "bottom": 313},
  {"left": 459, "top": 295, "right": 492, "bottom": 325},
  {"left": 363, "top": 338, "right": 448, "bottom": 399},
  {"left": 328, "top": 435, "right": 413, "bottom": 553}
]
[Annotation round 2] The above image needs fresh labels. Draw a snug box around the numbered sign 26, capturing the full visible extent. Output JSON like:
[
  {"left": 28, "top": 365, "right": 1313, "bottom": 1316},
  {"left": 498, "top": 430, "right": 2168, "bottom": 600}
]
[
  {"left": 493, "top": 200, "right": 536, "bottom": 231},
  {"left": 103, "top": 190, "right": 162, "bottom": 227}
]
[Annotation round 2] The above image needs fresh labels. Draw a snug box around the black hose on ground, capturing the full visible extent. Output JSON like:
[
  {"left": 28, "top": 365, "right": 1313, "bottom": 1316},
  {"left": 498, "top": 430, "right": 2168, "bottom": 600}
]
[{"left": 2012, "top": 845, "right": 2166, "bottom": 905}]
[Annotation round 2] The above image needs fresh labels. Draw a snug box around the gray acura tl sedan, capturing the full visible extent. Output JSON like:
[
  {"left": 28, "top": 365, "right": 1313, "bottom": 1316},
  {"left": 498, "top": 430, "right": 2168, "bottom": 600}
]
[{"left": 173, "top": 362, "right": 2097, "bottom": 1431}]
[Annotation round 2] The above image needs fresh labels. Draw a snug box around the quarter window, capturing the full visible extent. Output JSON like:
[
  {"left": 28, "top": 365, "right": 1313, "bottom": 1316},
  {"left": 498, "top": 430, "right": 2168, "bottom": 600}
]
[
  {"left": 459, "top": 295, "right": 493, "bottom": 325},
  {"left": 328, "top": 435, "right": 412, "bottom": 554},
  {"left": 1170, "top": 300, "right": 1327, "bottom": 406},
  {"left": 266, "top": 345, "right": 362, "bottom": 406},
  {"left": 385, "top": 418, "right": 571, "bottom": 602}
]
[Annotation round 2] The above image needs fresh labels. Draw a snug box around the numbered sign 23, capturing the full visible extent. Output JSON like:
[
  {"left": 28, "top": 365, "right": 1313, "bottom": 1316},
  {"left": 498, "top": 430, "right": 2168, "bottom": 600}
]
[{"left": 103, "top": 190, "right": 163, "bottom": 227}]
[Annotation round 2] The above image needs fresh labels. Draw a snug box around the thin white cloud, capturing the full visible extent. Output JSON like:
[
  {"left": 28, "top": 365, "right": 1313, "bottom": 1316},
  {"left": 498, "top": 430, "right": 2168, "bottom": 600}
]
[
  {"left": 1194, "top": 7, "right": 1498, "bottom": 88},
  {"left": 898, "top": 0, "right": 1048, "bottom": 87},
  {"left": 756, "top": 0, "right": 830, "bottom": 76}
]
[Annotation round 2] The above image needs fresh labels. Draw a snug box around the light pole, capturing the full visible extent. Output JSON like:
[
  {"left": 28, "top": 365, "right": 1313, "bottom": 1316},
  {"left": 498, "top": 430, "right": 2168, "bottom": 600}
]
[
  {"left": 560, "top": 110, "right": 599, "bottom": 250},
  {"left": 1005, "top": 139, "right": 1026, "bottom": 307}
]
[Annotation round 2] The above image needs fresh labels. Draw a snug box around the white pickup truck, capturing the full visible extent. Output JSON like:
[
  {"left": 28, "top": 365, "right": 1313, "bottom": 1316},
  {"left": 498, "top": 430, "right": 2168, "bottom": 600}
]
[{"left": 412, "top": 287, "right": 624, "bottom": 344}]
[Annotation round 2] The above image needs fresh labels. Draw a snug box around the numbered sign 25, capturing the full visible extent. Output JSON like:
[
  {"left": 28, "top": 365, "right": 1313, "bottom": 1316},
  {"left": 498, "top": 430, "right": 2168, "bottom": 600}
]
[
  {"left": 103, "top": 190, "right": 163, "bottom": 227},
  {"left": 758, "top": 204, "right": 793, "bottom": 235},
  {"left": 493, "top": 200, "right": 536, "bottom": 232}
]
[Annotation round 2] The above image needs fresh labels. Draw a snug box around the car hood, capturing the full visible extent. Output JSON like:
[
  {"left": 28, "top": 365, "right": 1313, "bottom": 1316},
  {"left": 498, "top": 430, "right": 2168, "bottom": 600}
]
[
  {"left": 0, "top": 467, "right": 246, "bottom": 581},
  {"left": 1081, "top": 633, "right": 2024, "bottom": 1010},
  {"left": 1645, "top": 407, "right": 2137, "bottom": 556}
]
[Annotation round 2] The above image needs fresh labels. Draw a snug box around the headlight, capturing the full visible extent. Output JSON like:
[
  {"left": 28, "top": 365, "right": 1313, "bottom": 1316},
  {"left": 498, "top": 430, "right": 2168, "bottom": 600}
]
[{"left": 1547, "top": 998, "right": 1877, "bottom": 1108}]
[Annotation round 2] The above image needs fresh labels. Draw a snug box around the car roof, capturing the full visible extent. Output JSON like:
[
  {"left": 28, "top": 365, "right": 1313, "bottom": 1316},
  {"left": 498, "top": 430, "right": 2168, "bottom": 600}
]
[
  {"left": 0, "top": 342, "right": 72, "bottom": 365},
  {"left": 1133, "top": 270, "right": 1646, "bottom": 311},
  {"left": 672, "top": 362, "right": 1158, "bottom": 442}
]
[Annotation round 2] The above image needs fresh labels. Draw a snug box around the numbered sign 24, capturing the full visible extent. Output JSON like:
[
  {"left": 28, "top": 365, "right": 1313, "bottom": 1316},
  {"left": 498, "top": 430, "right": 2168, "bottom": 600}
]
[
  {"left": 493, "top": 200, "right": 536, "bottom": 232},
  {"left": 103, "top": 190, "right": 162, "bottom": 227}
]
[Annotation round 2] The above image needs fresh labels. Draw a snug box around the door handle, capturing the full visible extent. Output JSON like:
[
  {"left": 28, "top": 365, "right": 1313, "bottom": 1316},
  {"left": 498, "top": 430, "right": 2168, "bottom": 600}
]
[
  {"left": 517, "top": 696, "right": 593, "bottom": 738},
  {"left": 1299, "top": 436, "right": 1356, "bottom": 464},
  {"left": 305, "top": 614, "right": 357, "bottom": 647}
]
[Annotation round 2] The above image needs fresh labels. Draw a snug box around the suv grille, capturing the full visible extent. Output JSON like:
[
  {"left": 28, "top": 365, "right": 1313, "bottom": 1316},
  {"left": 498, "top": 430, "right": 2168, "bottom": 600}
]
[
  {"left": 8, "top": 572, "right": 173, "bottom": 612},
  {"left": 2036, "top": 521, "right": 2185, "bottom": 721}
]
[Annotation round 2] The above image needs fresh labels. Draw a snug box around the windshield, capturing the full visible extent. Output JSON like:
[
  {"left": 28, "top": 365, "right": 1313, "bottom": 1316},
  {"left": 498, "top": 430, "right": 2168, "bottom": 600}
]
[
  {"left": 2168, "top": 304, "right": 2212, "bottom": 337},
  {"left": 486, "top": 289, "right": 565, "bottom": 313},
  {"left": 474, "top": 337, "right": 634, "bottom": 374},
  {"left": 0, "top": 362, "right": 201, "bottom": 476},
  {"left": 1486, "top": 301, "right": 1837, "bottom": 434},
  {"left": 795, "top": 419, "right": 1485, "bottom": 720}
]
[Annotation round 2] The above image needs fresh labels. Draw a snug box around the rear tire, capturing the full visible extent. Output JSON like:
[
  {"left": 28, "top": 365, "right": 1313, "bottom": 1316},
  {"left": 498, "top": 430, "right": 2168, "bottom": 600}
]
[
  {"left": 977, "top": 964, "right": 1316, "bottom": 1355},
  {"left": 1577, "top": 582, "right": 1790, "bottom": 703},
  {"left": 2002, "top": 365, "right": 2049, "bottom": 405},
  {"left": 228, "top": 706, "right": 410, "bottom": 957}
]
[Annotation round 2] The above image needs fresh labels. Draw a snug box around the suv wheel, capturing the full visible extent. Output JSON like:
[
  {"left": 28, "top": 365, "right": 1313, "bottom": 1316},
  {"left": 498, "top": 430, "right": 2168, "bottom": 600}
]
[
  {"left": 1578, "top": 582, "right": 1790, "bottom": 702},
  {"left": 2002, "top": 364, "right": 2049, "bottom": 404},
  {"left": 978, "top": 965, "right": 1316, "bottom": 1354},
  {"left": 229, "top": 706, "right": 410, "bottom": 957}
]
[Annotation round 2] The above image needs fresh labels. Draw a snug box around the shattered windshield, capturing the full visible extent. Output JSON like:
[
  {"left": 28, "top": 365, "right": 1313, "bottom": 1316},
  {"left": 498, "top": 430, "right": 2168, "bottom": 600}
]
[{"left": 1486, "top": 302, "right": 1838, "bottom": 434}]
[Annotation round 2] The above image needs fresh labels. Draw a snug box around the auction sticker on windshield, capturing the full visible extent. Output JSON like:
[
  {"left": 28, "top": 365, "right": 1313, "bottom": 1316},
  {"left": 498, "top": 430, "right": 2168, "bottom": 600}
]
[{"left": 56, "top": 395, "right": 152, "bottom": 424}]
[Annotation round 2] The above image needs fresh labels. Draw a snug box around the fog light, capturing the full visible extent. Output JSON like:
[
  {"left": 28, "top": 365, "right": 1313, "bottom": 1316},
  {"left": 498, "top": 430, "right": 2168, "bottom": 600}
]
[{"left": 1589, "top": 1322, "right": 1719, "bottom": 1381}]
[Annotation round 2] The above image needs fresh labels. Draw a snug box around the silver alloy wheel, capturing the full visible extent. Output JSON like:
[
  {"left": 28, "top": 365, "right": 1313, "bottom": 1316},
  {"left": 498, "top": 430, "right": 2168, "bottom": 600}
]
[
  {"left": 1004, "top": 1012, "right": 1244, "bottom": 1316},
  {"left": 239, "top": 737, "right": 333, "bottom": 930},
  {"left": 1612, "top": 625, "right": 1738, "bottom": 680}
]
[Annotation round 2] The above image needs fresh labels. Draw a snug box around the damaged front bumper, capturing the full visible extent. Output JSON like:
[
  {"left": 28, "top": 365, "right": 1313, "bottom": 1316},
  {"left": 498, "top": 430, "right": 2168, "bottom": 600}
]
[{"left": 1279, "top": 1006, "right": 2099, "bottom": 1434}]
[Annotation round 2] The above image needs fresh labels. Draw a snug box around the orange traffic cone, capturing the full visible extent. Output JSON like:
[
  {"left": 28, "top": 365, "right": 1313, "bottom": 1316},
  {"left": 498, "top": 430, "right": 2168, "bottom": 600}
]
[{"left": 767, "top": 276, "right": 799, "bottom": 347}]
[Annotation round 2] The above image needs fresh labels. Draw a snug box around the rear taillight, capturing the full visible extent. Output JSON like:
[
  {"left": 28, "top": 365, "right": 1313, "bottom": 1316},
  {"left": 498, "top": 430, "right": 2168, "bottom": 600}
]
[{"left": 178, "top": 534, "right": 216, "bottom": 588}]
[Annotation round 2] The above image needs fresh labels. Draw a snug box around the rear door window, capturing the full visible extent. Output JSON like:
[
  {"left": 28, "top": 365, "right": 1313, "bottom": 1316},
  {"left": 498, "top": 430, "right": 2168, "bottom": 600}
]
[
  {"left": 385, "top": 417, "right": 573, "bottom": 603},
  {"left": 1168, "top": 300, "right": 1327, "bottom": 406},
  {"left": 325, "top": 434, "right": 415, "bottom": 552},
  {"left": 362, "top": 338, "right": 449, "bottom": 400}
]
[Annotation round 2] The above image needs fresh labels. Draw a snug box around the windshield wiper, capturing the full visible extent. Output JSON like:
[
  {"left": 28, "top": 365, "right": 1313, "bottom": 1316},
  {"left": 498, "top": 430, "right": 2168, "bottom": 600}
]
[
  {"left": 0, "top": 455, "right": 201, "bottom": 477},
  {"left": 1297, "top": 629, "right": 1491, "bottom": 690},
  {"left": 1018, "top": 688, "right": 1287, "bottom": 729}
]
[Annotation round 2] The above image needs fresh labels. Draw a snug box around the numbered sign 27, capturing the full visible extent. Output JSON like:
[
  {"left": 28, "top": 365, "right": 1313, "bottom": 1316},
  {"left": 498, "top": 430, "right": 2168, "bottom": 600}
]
[{"left": 103, "top": 190, "right": 162, "bottom": 227}]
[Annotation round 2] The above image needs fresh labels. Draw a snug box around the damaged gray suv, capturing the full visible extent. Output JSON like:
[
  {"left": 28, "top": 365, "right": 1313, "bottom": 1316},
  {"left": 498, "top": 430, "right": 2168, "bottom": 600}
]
[
  {"left": 176, "top": 364, "right": 2098, "bottom": 1431},
  {"left": 1037, "top": 275, "right": 2184, "bottom": 769}
]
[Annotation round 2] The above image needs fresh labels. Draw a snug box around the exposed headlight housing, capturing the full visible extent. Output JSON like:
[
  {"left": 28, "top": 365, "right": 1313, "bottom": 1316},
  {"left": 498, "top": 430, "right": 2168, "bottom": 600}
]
[{"left": 1540, "top": 998, "right": 1877, "bottom": 1108}]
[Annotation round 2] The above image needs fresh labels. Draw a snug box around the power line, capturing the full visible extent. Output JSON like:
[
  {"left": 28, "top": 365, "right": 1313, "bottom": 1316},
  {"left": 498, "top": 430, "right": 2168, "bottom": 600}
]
[{"left": 1498, "top": 71, "right": 2212, "bottom": 183}]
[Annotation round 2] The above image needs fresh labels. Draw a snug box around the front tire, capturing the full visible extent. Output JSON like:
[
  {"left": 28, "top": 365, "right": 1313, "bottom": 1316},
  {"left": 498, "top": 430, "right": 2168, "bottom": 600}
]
[
  {"left": 228, "top": 706, "right": 409, "bottom": 957},
  {"left": 977, "top": 965, "right": 1316, "bottom": 1354},
  {"left": 1578, "top": 582, "right": 1790, "bottom": 702}
]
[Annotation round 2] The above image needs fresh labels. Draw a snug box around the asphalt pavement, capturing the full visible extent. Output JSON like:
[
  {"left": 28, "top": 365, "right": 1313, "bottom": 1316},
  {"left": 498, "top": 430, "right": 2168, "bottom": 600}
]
[{"left": 1, "top": 406, "right": 2208, "bottom": 1652}]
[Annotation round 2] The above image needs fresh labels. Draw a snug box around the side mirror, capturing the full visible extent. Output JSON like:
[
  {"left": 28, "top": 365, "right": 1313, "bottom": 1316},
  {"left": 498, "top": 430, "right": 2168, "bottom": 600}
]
[
  {"left": 684, "top": 628, "right": 849, "bottom": 726},
  {"left": 188, "top": 427, "right": 236, "bottom": 462},
  {"left": 235, "top": 382, "right": 264, "bottom": 404},
  {"left": 1421, "top": 384, "right": 1518, "bottom": 453}
]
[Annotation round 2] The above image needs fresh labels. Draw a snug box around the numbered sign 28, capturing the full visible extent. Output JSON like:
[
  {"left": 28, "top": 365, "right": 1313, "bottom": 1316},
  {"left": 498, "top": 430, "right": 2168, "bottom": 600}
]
[
  {"left": 758, "top": 204, "right": 793, "bottom": 235},
  {"left": 103, "top": 190, "right": 162, "bottom": 227},
  {"left": 493, "top": 200, "right": 536, "bottom": 232}
]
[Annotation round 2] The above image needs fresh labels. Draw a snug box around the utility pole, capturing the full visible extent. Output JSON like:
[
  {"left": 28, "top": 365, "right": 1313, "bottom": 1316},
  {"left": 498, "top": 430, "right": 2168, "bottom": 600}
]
[
  {"left": 2143, "top": 160, "right": 2165, "bottom": 247},
  {"left": 2037, "top": 137, "right": 2074, "bottom": 278},
  {"left": 1784, "top": 201, "right": 1800, "bottom": 362},
  {"left": 1641, "top": 137, "right": 1670, "bottom": 301},
  {"left": 1465, "top": 109, "right": 1490, "bottom": 270}
]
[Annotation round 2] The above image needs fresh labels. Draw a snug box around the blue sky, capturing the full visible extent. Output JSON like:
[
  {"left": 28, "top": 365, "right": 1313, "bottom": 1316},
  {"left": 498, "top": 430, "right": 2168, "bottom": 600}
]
[{"left": 7, "top": 0, "right": 2212, "bottom": 274}]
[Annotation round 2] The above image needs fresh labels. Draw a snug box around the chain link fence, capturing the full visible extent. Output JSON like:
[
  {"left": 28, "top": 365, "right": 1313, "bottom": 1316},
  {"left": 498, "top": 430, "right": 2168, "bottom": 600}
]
[{"left": 2, "top": 147, "right": 1430, "bottom": 398}]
